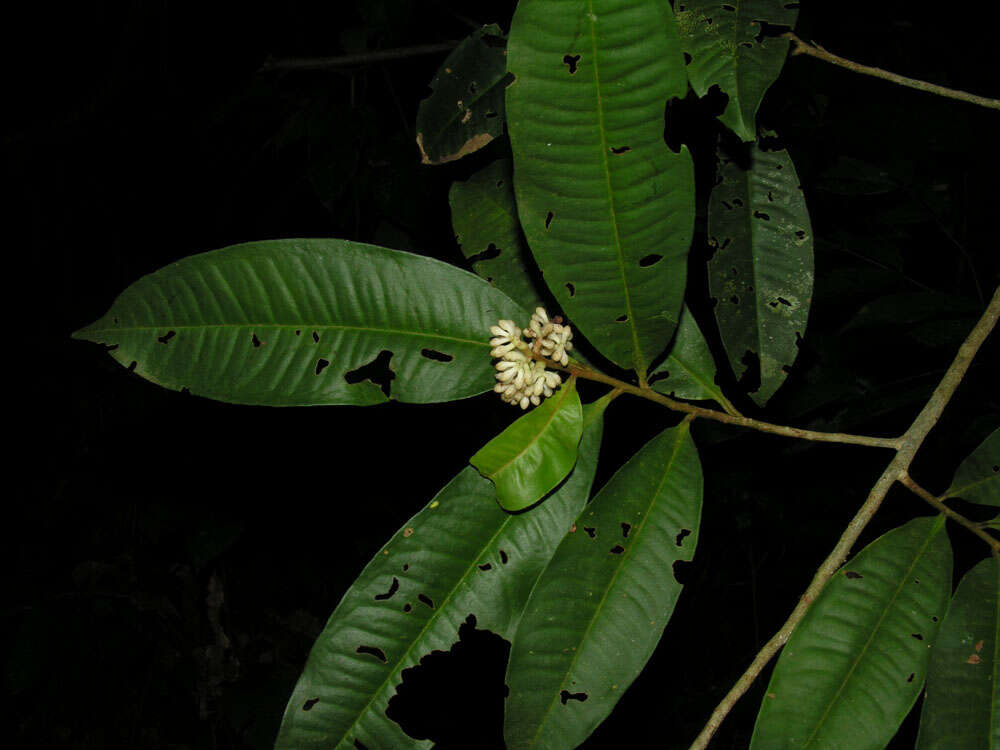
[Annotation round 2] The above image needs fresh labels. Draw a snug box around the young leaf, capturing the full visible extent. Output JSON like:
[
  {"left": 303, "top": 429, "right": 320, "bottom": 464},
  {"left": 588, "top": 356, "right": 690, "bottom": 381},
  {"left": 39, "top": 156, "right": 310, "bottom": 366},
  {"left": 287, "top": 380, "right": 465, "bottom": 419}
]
[
  {"left": 506, "top": 0, "right": 695, "bottom": 376},
  {"left": 450, "top": 158, "right": 545, "bottom": 312},
  {"left": 471, "top": 378, "right": 583, "bottom": 512},
  {"left": 275, "top": 408, "right": 605, "bottom": 750},
  {"left": 708, "top": 140, "right": 814, "bottom": 406},
  {"left": 916, "top": 557, "right": 1000, "bottom": 749},
  {"left": 649, "top": 304, "right": 733, "bottom": 409},
  {"left": 675, "top": 0, "right": 799, "bottom": 141},
  {"left": 415, "top": 24, "right": 510, "bottom": 165},
  {"left": 945, "top": 429, "right": 1000, "bottom": 506},
  {"left": 504, "top": 421, "right": 702, "bottom": 749},
  {"left": 751, "top": 516, "right": 952, "bottom": 749},
  {"left": 72, "top": 239, "right": 527, "bottom": 406}
]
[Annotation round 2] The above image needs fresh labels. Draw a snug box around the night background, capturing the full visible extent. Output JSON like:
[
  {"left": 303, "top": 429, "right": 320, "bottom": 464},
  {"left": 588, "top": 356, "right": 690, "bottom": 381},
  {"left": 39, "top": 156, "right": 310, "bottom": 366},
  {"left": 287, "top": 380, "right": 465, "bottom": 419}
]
[{"left": 7, "top": 1, "right": 999, "bottom": 748}]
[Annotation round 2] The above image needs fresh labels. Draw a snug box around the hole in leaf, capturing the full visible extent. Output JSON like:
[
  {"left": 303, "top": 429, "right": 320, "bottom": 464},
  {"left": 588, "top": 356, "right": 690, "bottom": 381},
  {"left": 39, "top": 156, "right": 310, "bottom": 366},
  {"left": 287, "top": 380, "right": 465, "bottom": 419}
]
[
  {"left": 312, "top": 331, "right": 320, "bottom": 343},
  {"left": 731, "top": 295, "right": 740, "bottom": 305},
  {"left": 344, "top": 350, "right": 396, "bottom": 398},
  {"left": 315, "top": 358, "right": 330, "bottom": 375},
  {"left": 911, "top": 633, "right": 924, "bottom": 641},
  {"left": 478, "top": 563, "right": 492, "bottom": 571},
  {"left": 583, "top": 526, "right": 596, "bottom": 539},
  {"left": 673, "top": 559, "right": 694, "bottom": 584},
  {"left": 639, "top": 254, "right": 663, "bottom": 267},
  {"left": 158, "top": 330, "right": 176, "bottom": 344},
  {"left": 675, "top": 528, "right": 691, "bottom": 547},
  {"left": 421, "top": 349, "right": 453, "bottom": 363},
  {"left": 931, "top": 615, "right": 938, "bottom": 622},
  {"left": 722, "top": 3, "right": 735, "bottom": 9},
  {"left": 560, "top": 690, "right": 588, "bottom": 704},
  {"left": 402, "top": 564, "right": 409, "bottom": 571},
  {"left": 766, "top": 191, "right": 774, "bottom": 202},
  {"left": 733, "top": 198, "right": 744, "bottom": 207},
  {"left": 621, "top": 522, "right": 631, "bottom": 538},
  {"left": 683, "top": 52, "right": 692, "bottom": 65},
  {"left": 127, "top": 361, "right": 137, "bottom": 372},
  {"left": 295, "top": 329, "right": 301, "bottom": 336},
  {"left": 906, "top": 673, "right": 915, "bottom": 683},
  {"left": 844, "top": 571, "right": 863, "bottom": 579},
  {"left": 468, "top": 243, "right": 501, "bottom": 264},
  {"left": 616, "top": 314, "right": 629, "bottom": 322},
  {"left": 795, "top": 230, "right": 806, "bottom": 239},
  {"left": 566, "top": 282, "right": 576, "bottom": 297},
  {"left": 386, "top": 614, "right": 509, "bottom": 746},
  {"left": 375, "top": 577, "right": 400, "bottom": 601},
  {"left": 403, "top": 603, "right": 412, "bottom": 613},
  {"left": 562, "top": 54, "right": 581, "bottom": 74},
  {"left": 499, "top": 550, "right": 509, "bottom": 565},
  {"left": 609, "top": 545, "right": 625, "bottom": 555},
  {"left": 610, "top": 145, "right": 631, "bottom": 154},
  {"left": 545, "top": 211, "right": 554, "bottom": 229},
  {"left": 356, "top": 645, "right": 388, "bottom": 662},
  {"left": 418, "top": 593, "right": 435, "bottom": 609},
  {"left": 753, "top": 210, "right": 771, "bottom": 221},
  {"left": 303, "top": 698, "right": 319, "bottom": 711},
  {"left": 721, "top": 200, "right": 733, "bottom": 210}
]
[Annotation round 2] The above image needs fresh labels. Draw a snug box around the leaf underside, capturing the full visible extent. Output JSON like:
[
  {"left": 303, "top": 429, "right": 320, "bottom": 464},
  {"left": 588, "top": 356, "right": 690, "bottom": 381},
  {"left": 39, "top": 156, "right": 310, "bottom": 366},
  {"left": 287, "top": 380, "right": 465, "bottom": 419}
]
[
  {"left": 73, "top": 239, "right": 527, "bottom": 406},
  {"left": 751, "top": 516, "right": 952, "bottom": 749},
  {"left": 649, "top": 304, "right": 727, "bottom": 405},
  {"left": 675, "top": 0, "right": 798, "bottom": 141},
  {"left": 275, "top": 409, "right": 606, "bottom": 749},
  {"left": 708, "top": 141, "right": 813, "bottom": 406},
  {"left": 506, "top": 0, "right": 695, "bottom": 375},
  {"left": 946, "top": 428, "right": 1000, "bottom": 506},
  {"left": 504, "top": 422, "right": 703, "bottom": 749}
]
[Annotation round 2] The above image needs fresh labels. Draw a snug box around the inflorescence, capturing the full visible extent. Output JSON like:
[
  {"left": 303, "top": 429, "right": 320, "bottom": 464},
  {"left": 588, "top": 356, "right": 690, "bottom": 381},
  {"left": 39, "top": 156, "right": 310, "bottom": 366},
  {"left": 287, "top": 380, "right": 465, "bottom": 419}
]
[{"left": 489, "top": 307, "right": 574, "bottom": 409}]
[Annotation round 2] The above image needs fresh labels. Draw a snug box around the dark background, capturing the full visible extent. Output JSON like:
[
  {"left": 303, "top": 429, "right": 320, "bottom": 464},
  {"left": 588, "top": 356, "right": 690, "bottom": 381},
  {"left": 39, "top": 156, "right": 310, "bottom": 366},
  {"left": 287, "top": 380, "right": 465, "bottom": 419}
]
[{"left": 7, "top": 1, "right": 999, "bottom": 748}]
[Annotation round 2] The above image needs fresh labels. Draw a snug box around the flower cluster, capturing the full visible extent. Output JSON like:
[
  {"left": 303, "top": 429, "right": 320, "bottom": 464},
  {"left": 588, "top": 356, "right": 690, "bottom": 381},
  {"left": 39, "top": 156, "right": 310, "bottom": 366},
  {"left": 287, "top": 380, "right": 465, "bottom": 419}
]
[{"left": 489, "top": 308, "right": 573, "bottom": 409}]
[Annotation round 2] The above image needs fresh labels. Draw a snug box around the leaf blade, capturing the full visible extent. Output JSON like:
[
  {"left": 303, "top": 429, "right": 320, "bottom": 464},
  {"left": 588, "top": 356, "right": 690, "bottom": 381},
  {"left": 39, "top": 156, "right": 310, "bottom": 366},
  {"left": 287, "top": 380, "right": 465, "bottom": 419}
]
[
  {"left": 946, "top": 429, "right": 1000, "bottom": 507},
  {"left": 506, "top": 0, "right": 695, "bottom": 375},
  {"left": 471, "top": 378, "right": 584, "bottom": 512},
  {"left": 504, "top": 421, "right": 703, "bottom": 749},
  {"left": 650, "top": 304, "right": 731, "bottom": 407},
  {"left": 750, "top": 516, "right": 952, "bottom": 749},
  {"left": 73, "top": 239, "right": 527, "bottom": 405},
  {"left": 275, "top": 410, "right": 606, "bottom": 749}
]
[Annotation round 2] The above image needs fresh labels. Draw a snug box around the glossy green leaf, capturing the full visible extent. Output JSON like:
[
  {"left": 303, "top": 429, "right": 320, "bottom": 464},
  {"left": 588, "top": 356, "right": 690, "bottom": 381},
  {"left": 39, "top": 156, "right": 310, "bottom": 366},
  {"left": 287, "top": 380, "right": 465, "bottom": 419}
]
[
  {"left": 72, "top": 239, "right": 526, "bottom": 406},
  {"left": 471, "top": 378, "right": 584, "bottom": 512},
  {"left": 649, "top": 304, "right": 731, "bottom": 408},
  {"left": 415, "top": 24, "right": 510, "bottom": 165},
  {"left": 945, "top": 429, "right": 1000, "bottom": 507},
  {"left": 504, "top": 421, "right": 702, "bottom": 749},
  {"left": 916, "top": 557, "right": 1000, "bottom": 749},
  {"left": 506, "top": 0, "right": 695, "bottom": 376},
  {"left": 708, "top": 141, "right": 813, "bottom": 406},
  {"left": 675, "top": 0, "right": 798, "bottom": 141},
  {"left": 276, "top": 406, "right": 606, "bottom": 749},
  {"left": 751, "top": 516, "right": 952, "bottom": 749},
  {"left": 450, "top": 158, "right": 545, "bottom": 312}
]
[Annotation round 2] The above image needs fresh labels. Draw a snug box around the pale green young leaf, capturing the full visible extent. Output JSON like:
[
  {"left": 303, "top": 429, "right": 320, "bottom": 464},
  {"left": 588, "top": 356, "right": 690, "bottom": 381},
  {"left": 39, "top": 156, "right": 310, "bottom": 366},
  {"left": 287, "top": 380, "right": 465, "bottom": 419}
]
[
  {"left": 751, "top": 516, "right": 952, "bottom": 749},
  {"left": 675, "top": 0, "right": 798, "bottom": 141},
  {"left": 916, "top": 557, "right": 1000, "bottom": 749},
  {"left": 504, "top": 421, "right": 702, "bottom": 749},
  {"left": 72, "top": 239, "right": 526, "bottom": 406},
  {"left": 471, "top": 378, "right": 583, "bottom": 512},
  {"left": 708, "top": 141, "right": 813, "bottom": 406},
  {"left": 506, "top": 0, "right": 695, "bottom": 376},
  {"left": 276, "top": 408, "right": 605, "bottom": 750},
  {"left": 945, "top": 429, "right": 1000, "bottom": 507}
]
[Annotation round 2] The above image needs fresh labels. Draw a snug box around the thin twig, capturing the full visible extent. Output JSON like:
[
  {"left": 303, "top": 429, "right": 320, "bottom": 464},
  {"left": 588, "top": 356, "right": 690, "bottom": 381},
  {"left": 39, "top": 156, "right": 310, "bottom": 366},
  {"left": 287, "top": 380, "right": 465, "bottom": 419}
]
[
  {"left": 784, "top": 32, "right": 1000, "bottom": 111},
  {"left": 259, "top": 42, "right": 459, "bottom": 73},
  {"left": 898, "top": 472, "right": 1000, "bottom": 553},
  {"left": 690, "top": 283, "right": 1000, "bottom": 749}
]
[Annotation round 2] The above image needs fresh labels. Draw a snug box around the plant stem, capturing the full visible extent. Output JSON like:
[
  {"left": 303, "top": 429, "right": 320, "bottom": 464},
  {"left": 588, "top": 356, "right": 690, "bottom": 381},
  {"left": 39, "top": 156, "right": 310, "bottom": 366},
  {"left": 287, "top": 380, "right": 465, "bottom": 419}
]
[
  {"left": 689, "top": 283, "right": 1000, "bottom": 749},
  {"left": 784, "top": 32, "right": 1000, "bottom": 111},
  {"left": 259, "top": 42, "right": 459, "bottom": 72},
  {"left": 898, "top": 472, "right": 1000, "bottom": 553}
]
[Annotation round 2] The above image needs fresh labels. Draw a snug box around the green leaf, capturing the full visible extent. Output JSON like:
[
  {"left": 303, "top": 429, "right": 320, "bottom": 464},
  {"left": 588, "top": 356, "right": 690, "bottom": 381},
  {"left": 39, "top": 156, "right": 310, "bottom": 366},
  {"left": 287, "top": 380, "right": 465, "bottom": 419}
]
[
  {"left": 275, "top": 407, "right": 606, "bottom": 749},
  {"left": 415, "top": 24, "right": 510, "bottom": 165},
  {"left": 450, "top": 158, "right": 545, "bottom": 312},
  {"left": 504, "top": 421, "right": 702, "bottom": 749},
  {"left": 945, "top": 429, "right": 1000, "bottom": 506},
  {"left": 506, "top": 0, "right": 695, "bottom": 376},
  {"left": 708, "top": 141, "right": 814, "bottom": 406},
  {"left": 649, "top": 304, "right": 732, "bottom": 408},
  {"left": 916, "top": 557, "right": 1000, "bottom": 749},
  {"left": 675, "top": 0, "right": 798, "bottom": 141},
  {"left": 750, "top": 516, "right": 952, "bottom": 749},
  {"left": 72, "top": 239, "right": 526, "bottom": 406},
  {"left": 471, "top": 378, "right": 584, "bottom": 512}
]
